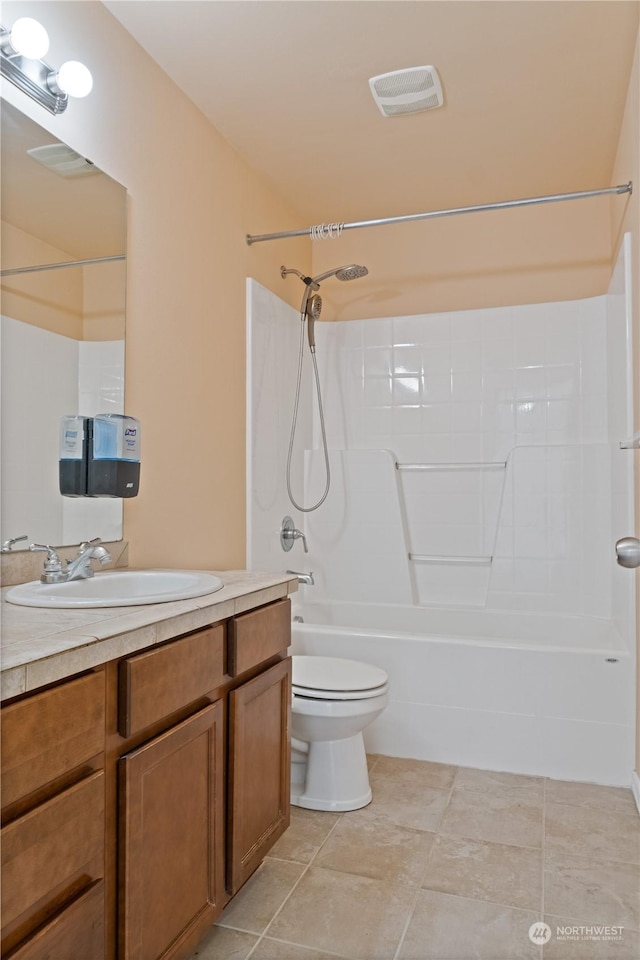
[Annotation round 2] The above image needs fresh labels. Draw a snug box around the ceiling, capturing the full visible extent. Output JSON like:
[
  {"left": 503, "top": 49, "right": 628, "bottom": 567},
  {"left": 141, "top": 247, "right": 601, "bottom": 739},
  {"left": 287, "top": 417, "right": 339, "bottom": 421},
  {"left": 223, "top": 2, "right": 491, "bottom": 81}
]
[{"left": 104, "top": 0, "right": 639, "bottom": 228}]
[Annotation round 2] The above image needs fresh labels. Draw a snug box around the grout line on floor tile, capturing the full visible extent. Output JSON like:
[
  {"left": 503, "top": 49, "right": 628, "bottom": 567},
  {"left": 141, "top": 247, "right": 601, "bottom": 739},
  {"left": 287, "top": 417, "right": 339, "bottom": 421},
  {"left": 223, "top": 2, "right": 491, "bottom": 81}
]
[
  {"left": 248, "top": 933, "right": 355, "bottom": 960},
  {"left": 391, "top": 765, "right": 460, "bottom": 960},
  {"left": 437, "top": 826, "right": 543, "bottom": 852},
  {"left": 309, "top": 809, "right": 346, "bottom": 862},
  {"left": 390, "top": 883, "right": 426, "bottom": 960},
  {"left": 247, "top": 813, "right": 346, "bottom": 956}
]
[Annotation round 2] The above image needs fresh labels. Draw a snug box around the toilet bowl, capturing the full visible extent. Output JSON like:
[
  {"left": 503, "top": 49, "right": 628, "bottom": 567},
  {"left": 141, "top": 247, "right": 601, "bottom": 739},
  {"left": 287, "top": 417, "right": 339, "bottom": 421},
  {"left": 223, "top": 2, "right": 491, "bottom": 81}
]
[{"left": 290, "top": 655, "right": 389, "bottom": 812}]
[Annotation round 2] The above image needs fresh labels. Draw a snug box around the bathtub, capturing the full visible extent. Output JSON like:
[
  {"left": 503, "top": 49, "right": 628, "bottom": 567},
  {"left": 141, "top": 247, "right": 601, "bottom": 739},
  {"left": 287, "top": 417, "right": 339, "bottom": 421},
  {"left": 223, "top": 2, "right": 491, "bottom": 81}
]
[{"left": 290, "top": 601, "right": 635, "bottom": 787}]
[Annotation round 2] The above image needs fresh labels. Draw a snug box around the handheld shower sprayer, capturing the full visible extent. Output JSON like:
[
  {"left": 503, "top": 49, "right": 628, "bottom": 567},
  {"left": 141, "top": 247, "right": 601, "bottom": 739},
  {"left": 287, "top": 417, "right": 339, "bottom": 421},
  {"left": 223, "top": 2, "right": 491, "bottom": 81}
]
[
  {"left": 280, "top": 262, "right": 369, "bottom": 512},
  {"left": 281, "top": 263, "right": 369, "bottom": 352},
  {"left": 306, "top": 294, "right": 322, "bottom": 352}
]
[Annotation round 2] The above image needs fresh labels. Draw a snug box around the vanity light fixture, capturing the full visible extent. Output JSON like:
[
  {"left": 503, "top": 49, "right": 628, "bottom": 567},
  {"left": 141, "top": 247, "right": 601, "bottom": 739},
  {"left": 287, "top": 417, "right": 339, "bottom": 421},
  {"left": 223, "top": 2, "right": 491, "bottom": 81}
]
[{"left": 0, "top": 17, "right": 92, "bottom": 114}]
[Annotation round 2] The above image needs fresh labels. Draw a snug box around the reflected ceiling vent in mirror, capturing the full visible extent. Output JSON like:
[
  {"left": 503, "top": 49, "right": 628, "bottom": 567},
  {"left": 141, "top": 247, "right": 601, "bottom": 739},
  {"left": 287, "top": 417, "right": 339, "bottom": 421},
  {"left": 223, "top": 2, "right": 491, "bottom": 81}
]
[
  {"left": 27, "top": 143, "right": 101, "bottom": 178},
  {"left": 369, "top": 65, "right": 444, "bottom": 117}
]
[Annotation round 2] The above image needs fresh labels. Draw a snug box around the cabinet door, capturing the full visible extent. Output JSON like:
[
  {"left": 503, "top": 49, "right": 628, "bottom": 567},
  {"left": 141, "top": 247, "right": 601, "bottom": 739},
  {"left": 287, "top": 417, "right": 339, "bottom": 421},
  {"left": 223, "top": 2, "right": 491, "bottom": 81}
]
[
  {"left": 228, "top": 658, "right": 291, "bottom": 894},
  {"left": 119, "top": 702, "right": 223, "bottom": 960}
]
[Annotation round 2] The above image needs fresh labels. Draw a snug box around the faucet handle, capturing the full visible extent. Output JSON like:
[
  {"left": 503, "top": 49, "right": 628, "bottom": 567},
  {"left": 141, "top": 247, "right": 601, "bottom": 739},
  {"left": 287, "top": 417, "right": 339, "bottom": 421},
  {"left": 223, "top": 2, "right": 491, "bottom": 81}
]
[
  {"left": 1, "top": 534, "right": 28, "bottom": 553},
  {"left": 78, "top": 537, "right": 102, "bottom": 553},
  {"left": 30, "top": 543, "right": 61, "bottom": 561},
  {"left": 29, "top": 544, "right": 67, "bottom": 583},
  {"left": 280, "top": 516, "right": 309, "bottom": 553}
]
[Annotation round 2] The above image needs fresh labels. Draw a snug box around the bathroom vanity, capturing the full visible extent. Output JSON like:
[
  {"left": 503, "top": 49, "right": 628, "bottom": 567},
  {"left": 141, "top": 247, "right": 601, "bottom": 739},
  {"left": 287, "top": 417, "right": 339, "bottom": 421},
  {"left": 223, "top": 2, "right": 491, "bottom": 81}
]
[{"left": 0, "top": 570, "right": 296, "bottom": 960}]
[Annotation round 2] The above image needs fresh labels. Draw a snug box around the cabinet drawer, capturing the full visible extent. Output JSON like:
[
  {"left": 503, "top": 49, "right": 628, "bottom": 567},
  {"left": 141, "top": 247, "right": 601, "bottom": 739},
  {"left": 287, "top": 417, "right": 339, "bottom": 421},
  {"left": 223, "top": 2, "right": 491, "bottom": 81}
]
[
  {"left": 1, "top": 672, "right": 104, "bottom": 811},
  {"left": 1, "top": 771, "right": 104, "bottom": 933},
  {"left": 119, "top": 625, "right": 225, "bottom": 737},
  {"left": 228, "top": 599, "right": 291, "bottom": 677},
  {"left": 7, "top": 880, "right": 104, "bottom": 960}
]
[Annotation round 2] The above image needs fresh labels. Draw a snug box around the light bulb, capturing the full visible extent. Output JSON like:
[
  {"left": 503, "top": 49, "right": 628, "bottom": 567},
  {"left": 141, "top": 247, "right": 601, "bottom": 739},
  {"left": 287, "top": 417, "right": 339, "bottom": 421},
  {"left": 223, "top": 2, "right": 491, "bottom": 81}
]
[
  {"left": 9, "top": 17, "right": 49, "bottom": 59},
  {"left": 55, "top": 60, "right": 93, "bottom": 98}
]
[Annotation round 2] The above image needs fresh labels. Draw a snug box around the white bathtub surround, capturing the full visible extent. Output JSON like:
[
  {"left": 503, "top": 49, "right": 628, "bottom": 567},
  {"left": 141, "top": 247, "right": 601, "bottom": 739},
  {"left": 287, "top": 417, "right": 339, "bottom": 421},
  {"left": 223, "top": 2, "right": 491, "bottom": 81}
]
[
  {"left": 291, "top": 610, "right": 633, "bottom": 787},
  {"left": 247, "top": 236, "right": 635, "bottom": 786},
  {"left": 246, "top": 280, "right": 311, "bottom": 573}
]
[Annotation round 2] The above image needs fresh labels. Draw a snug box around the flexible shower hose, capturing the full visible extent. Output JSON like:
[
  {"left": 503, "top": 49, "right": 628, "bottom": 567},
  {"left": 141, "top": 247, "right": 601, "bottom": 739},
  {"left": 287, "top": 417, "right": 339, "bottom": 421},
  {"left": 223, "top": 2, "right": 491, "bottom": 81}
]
[{"left": 286, "top": 307, "right": 331, "bottom": 512}]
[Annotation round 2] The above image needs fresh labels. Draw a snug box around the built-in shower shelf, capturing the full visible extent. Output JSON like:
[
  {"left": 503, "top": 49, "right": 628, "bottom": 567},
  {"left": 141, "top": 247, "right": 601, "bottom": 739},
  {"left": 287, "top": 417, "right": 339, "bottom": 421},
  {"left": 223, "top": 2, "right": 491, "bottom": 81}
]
[
  {"left": 396, "top": 461, "right": 506, "bottom": 472},
  {"left": 408, "top": 554, "right": 493, "bottom": 566}
]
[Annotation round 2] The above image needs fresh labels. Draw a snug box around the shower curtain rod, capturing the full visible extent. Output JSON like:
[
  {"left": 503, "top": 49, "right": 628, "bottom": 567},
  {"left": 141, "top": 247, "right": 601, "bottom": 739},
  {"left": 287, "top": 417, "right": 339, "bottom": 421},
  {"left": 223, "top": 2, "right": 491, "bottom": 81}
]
[
  {"left": 245, "top": 182, "right": 632, "bottom": 245},
  {"left": 0, "top": 254, "right": 126, "bottom": 278}
]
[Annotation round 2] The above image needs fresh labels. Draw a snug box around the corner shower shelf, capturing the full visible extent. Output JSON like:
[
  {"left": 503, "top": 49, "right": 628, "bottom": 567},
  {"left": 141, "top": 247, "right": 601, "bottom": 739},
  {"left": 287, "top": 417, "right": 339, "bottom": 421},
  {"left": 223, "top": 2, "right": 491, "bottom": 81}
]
[
  {"left": 408, "top": 554, "right": 493, "bottom": 565},
  {"left": 396, "top": 461, "right": 506, "bottom": 471}
]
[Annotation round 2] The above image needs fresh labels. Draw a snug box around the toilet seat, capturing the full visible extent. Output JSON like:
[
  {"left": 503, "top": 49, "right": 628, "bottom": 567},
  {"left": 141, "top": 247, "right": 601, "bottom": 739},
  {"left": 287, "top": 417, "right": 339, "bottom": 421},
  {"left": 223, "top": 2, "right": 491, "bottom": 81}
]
[{"left": 292, "top": 655, "right": 388, "bottom": 701}]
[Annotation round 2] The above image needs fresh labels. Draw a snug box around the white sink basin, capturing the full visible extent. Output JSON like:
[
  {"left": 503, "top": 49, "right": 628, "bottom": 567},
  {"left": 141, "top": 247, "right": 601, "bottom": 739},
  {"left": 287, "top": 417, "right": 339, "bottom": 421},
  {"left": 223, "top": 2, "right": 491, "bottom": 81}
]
[{"left": 5, "top": 569, "right": 224, "bottom": 608}]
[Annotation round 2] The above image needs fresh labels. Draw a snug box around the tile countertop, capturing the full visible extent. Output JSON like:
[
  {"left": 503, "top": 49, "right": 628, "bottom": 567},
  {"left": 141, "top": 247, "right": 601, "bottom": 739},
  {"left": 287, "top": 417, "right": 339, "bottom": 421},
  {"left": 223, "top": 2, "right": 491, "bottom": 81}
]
[{"left": 1, "top": 570, "right": 298, "bottom": 701}]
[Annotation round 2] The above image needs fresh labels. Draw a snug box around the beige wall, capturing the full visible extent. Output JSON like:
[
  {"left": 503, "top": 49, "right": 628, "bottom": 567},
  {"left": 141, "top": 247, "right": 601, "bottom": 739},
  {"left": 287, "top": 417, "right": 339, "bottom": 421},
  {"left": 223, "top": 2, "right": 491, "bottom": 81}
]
[
  {"left": 610, "top": 30, "right": 640, "bottom": 776},
  {"left": 311, "top": 196, "right": 614, "bottom": 321},
  {"left": 1, "top": 0, "right": 311, "bottom": 572}
]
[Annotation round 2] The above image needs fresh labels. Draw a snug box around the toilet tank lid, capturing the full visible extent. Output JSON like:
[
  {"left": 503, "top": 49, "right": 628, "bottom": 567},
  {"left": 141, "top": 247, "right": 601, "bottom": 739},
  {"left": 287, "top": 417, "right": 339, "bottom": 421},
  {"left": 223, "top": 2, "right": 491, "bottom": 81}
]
[{"left": 292, "top": 655, "right": 388, "bottom": 692}]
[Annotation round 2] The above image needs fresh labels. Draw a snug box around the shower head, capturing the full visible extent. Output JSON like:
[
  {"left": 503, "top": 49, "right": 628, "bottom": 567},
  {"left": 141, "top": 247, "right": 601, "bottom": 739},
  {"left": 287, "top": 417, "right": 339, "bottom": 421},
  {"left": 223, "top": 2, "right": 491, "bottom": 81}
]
[
  {"left": 281, "top": 263, "right": 369, "bottom": 289},
  {"left": 281, "top": 262, "right": 368, "bottom": 353},
  {"left": 311, "top": 264, "right": 369, "bottom": 285},
  {"left": 336, "top": 264, "right": 369, "bottom": 282}
]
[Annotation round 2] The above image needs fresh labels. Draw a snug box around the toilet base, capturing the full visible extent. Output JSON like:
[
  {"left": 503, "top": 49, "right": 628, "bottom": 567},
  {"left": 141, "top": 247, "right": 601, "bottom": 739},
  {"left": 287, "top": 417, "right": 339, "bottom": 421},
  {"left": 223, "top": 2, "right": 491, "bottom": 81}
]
[{"left": 290, "top": 732, "right": 372, "bottom": 812}]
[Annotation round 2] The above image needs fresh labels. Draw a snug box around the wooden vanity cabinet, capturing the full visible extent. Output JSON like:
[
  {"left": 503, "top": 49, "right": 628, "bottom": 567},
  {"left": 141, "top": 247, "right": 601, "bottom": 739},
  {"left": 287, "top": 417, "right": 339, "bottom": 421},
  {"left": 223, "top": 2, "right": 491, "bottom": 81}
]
[{"left": 1, "top": 594, "right": 292, "bottom": 960}]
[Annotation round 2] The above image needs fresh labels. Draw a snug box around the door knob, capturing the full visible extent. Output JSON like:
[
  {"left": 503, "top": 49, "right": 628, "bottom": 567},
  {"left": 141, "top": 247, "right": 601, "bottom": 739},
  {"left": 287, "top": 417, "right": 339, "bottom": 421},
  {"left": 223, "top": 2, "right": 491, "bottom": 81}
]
[{"left": 615, "top": 537, "right": 640, "bottom": 568}]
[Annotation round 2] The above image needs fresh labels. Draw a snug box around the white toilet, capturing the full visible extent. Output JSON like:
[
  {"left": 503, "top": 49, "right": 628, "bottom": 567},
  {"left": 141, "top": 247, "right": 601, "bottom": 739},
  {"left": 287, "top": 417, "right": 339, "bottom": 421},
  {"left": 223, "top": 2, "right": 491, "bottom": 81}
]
[{"left": 290, "top": 655, "right": 389, "bottom": 812}]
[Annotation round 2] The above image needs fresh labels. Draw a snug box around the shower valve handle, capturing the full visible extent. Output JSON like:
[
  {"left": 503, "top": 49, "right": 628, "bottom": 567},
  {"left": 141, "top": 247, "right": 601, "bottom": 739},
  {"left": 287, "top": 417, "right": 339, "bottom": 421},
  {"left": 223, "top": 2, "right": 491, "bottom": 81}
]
[{"left": 280, "top": 516, "right": 308, "bottom": 553}]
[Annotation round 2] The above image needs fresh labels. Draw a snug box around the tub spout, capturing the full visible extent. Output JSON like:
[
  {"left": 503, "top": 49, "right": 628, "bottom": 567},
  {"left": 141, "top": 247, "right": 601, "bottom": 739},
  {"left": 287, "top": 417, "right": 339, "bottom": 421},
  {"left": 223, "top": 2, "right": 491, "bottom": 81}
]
[{"left": 287, "top": 570, "right": 314, "bottom": 586}]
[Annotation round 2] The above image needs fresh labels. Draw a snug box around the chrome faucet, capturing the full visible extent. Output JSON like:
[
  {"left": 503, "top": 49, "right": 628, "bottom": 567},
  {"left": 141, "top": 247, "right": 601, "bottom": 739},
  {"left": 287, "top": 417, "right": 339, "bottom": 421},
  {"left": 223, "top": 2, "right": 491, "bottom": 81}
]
[
  {"left": 286, "top": 570, "right": 314, "bottom": 586},
  {"left": 30, "top": 538, "right": 112, "bottom": 583},
  {"left": 65, "top": 539, "right": 112, "bottom": 580}
]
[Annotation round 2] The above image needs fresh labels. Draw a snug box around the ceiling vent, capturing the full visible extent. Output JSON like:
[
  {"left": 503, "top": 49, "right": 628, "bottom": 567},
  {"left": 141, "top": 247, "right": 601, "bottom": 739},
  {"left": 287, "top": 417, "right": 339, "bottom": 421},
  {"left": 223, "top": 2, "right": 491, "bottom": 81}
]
[
  {"left": 369, "top": 65, "right": 444, "bottom": 118},
  {"left": 27, "top": 143, "right": 100, "bottom": 178}
]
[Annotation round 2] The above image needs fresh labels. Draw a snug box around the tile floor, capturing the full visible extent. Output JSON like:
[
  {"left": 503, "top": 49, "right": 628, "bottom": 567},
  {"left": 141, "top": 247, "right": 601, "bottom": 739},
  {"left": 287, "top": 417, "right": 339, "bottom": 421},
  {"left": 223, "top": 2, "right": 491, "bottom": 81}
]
[{"left": 190, "top": 756, "right": 640, "bottom": 960}]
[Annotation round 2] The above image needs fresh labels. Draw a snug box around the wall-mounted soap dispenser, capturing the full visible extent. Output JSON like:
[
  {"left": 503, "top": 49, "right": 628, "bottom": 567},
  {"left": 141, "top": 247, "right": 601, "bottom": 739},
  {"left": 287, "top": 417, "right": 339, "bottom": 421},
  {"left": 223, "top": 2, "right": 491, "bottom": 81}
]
[
  {"left": 88, "top": 414, "right": 140, "bottom": 497},
  {"left": 59, "top": 415, "right": 88, "bottom": 497},
  {"left": 59, "top": 414, "right": 141, "bottom": 498}
]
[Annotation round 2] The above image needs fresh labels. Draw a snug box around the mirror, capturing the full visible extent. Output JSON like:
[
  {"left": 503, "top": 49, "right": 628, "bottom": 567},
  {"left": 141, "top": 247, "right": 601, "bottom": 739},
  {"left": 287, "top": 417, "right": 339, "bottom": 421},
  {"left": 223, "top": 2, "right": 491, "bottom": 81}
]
[{"left": 1, "top": 102, "right": 127, "bottom": 550}]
